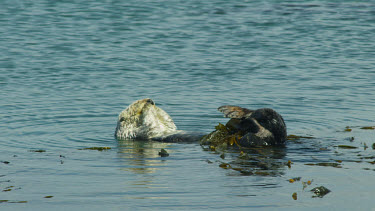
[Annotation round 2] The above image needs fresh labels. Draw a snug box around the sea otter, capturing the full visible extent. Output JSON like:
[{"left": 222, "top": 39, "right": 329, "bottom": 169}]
[
  {"left": 115, "top": 98, "right": 204, "bottom": 142},
  {"left": 216, "top": 105, "right": 287, "bottom": 147},
  {"left": 115, "top": 99, "right": 287, "bottom": 146}
]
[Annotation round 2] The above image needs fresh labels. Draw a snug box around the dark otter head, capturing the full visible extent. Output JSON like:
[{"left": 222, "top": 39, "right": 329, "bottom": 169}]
[
  {"left": 217, "top": 105, "right": 287, "bottom": 146},
  {"left": 225, "top": 118, "right": 260, "bottom": 135},
  {"left": 250, "top": 108, "right": 287, "bottom": 145},
  {"left": 221, "top": 107, "right": 287, "bottom": 146}
]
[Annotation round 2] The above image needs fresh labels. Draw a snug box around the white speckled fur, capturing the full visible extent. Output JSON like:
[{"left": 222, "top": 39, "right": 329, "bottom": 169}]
[{"left": 115, "top": 98, "right": 177, "bottom": 140}]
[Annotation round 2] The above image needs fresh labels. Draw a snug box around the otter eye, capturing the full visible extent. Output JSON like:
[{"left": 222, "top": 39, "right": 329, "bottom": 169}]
[
  {"left": 119, "top": 117, "right": 126, "bottom": 122},
  {"left": 147, "top": 99, "right": 155, "bottom": 105}
]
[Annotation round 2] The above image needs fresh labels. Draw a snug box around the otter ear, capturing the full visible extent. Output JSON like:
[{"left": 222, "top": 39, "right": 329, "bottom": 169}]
[{"left": 218, "top": 105, "right": 253, "bottom": 119}]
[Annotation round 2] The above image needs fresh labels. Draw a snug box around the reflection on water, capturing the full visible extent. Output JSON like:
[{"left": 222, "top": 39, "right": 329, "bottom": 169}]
[
  {"left": 1, "top": 0, "right": 375, "bottom": 209},
  {"left": 117, "top": 140, "right": 175, "bottom": 200},
  {"left": 210, "top": 146, "right": 288, "bottom": 177},
  {"left": 117, "top": 140, "right": 171, "bottom": 175}
]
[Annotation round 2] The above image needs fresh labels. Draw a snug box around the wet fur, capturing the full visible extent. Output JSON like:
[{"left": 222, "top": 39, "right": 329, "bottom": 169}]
[
  {"left": 115, "top": 98, "right": 177, "bottom": 140},
  {"left": 115, "top": 99, "right": 286, "bottom": 146},
  {"left": 218, "top": 106, "right": 287, "bottom": 146}
]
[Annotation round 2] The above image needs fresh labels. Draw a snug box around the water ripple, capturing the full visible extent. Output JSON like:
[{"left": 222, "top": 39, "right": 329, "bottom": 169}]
[{"left": 1, "top": 0, "right": 375, "bottom": 209}]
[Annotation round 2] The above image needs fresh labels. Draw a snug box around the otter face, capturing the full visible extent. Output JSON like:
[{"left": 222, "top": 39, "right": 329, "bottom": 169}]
[
  {"left": 115, "top": 98, "right": 177, "bottom": 140},
  {"left": 247, "top": 108, "right": 287, "bottom": 145}
]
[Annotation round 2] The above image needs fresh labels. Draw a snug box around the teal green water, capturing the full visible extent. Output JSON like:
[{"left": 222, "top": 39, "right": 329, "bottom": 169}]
[{"left": 1, "top": 0, "right": 375, "bottom": 210}]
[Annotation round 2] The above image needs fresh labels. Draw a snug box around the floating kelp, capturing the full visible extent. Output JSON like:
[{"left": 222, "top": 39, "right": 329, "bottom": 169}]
[
  {"left": 44, "top": 196, "right": 54, "bottom": 198},
  {"left": 0, "top": 200, "right": 27, "bottom": 203},
  {"left": 305, "top": 162, "right": 341, "bottom": 168},
  {"left": 78, "top": 147, "right": 111, "bottom": 151},
  {"left": 158, "top": 148, "right": 169, "bottom": 157},
  {"left": 360, "top": 126, "right": 375, "bottom": 130},
  {"left": 287, "top": 135, "right": 314, "bottom": 141},
  {"left": 337, "top": 145, "right": 358, "bottom": 149},
  {"left": 289, "top": 178, "right": 314, "bottom": 198},
  {"left": 200, "top": 123, "right": 242, "bottom": 150},
  {"left": 29, "top": 149, "right": 46, "bottom": 153},
  {"left": 215, "top": 122, "right": 228, "bottom": 132},
  {"left": 372, "top": 143, "right": 375, "bottom": 150},
  {"left": 288, "top": 177, "right": 301, "bottom": 183},
  {"left": 287, "top": 160, "right": 293, "bottom": 168},
  {"left": 302, "top": 180, "right": 313, "bottom": 190},
  {"left": 292, "top": 192, "right": 297, "bottom": 200},
  {"left": 342, "top": 126, "right": 375, "bottom": 131},
  {"left": 2, "top": 186, "right": 21, "bottom": 192},
  {"left": 254, "top": 171, "right": 271, "bottom": 176},
  {"left": 344, "top": 126, "right": 352, "bottom": 132},
  {"left": 219, "top": 162, "right": 231, "bottom": 169},
  {"left": 311, "top": 186, "right": 331, "bottom": 198}
]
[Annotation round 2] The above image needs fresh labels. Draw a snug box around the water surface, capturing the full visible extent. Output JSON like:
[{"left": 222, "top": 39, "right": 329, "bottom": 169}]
[{"left": 1, "top": 0, "right": 375, "bottom": 210}]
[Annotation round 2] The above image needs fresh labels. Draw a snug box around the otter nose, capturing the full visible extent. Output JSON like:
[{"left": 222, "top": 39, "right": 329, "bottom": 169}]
[{"left": 146, "top": 99, "right": 155, "bottom": 105}]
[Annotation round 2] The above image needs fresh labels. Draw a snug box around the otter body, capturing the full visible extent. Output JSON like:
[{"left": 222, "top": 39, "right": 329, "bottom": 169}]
[
  {"left": 201, "top": 106, "right": 287, "bottom": 147},
  {"left": 115, "top": 98, "right": 177, "bottom": 140},
  {"left": 115, "top": 98, "right": 204, "bottom": 142},
  {"left": 221, "top": 107, "right": 287, "bottom": 146},
  {"left": 115, "top": 99, "right": 287, "bottom": 146}
]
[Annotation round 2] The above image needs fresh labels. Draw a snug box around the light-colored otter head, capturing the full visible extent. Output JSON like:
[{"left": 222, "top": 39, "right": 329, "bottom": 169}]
[{"left": 115, "top": 98, "right": 177, "bottom": 140}]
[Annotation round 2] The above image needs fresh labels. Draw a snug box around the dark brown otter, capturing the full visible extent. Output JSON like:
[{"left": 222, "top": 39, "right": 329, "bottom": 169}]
[{"left": 218, "top": 106, "right": 287, "bottom": 147}]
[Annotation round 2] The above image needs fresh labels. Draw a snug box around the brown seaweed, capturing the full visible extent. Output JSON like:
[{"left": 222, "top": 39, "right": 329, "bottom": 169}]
[
  {"left": 287, "top": 134, "right": 314, "bottom": 140},
  {"left": 158, "top": 149, "right": 169, "bottom": 157},
  {"left": 305, "top": 162, "right": 341, "bottom": 168},
  {"left": 78, "top": 147, "right": 111, "bottom": 151},
  {"left": 29, "top": 149, "right": 46, "bottom": 153},
  {"left": 360, "top": 126, "right": 375, "bottom": 130},
  {"left": 337, "top": 145, "right": 358, "bottom": 149}
]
